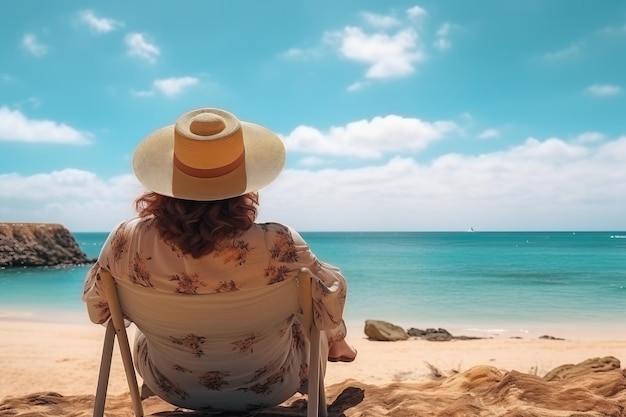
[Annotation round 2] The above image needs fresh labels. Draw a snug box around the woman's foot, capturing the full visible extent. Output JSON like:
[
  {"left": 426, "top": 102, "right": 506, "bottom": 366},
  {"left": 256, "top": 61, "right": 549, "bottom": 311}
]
[{"left": 328, "top": 339, "right": 357, "bottom": 363}]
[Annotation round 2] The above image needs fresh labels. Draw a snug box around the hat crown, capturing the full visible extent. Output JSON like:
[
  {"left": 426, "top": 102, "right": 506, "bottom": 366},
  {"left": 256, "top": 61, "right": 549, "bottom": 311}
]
[
  {"left": 189, "top": 113, "right": 226, "bottom": 137},
  {"left": 173, "top": 109, "right": 245, "bottom": 175}
]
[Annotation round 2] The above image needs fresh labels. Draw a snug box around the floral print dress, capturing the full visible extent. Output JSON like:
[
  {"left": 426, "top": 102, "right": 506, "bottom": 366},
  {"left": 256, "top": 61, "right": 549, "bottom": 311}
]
[{"left": 82, "top": 217, "right": 347, "bottom": 412}]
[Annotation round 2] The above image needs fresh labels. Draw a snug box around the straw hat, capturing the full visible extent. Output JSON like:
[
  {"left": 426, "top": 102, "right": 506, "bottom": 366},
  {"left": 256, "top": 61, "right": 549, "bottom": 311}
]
[{"left": 132, "top": 108, "right": 285, "bottom": 201}]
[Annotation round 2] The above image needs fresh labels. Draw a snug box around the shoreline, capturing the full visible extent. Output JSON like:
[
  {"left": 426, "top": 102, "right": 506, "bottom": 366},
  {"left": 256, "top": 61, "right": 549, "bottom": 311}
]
[
  {"left": 4, "top": 312, "right": 626, "bottom": 341},
  {"left": 3, "top": 304, "right": 626, "bottom": 342}
]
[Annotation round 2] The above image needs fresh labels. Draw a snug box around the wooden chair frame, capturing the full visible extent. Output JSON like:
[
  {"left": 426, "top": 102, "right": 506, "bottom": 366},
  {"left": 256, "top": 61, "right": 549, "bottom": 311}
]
[{"left": 93, "top": 268, "right": 327, "bottom": 417}]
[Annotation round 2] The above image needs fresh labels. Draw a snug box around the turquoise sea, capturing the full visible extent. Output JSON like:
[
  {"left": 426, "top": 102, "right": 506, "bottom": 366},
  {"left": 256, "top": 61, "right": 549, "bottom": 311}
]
[{"left": 1, "top": 231, "right": 625, "bottom": 340}]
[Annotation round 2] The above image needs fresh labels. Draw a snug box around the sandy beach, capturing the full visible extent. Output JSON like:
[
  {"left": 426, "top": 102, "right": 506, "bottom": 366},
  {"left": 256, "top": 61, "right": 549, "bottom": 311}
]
[{"left": 2, "top": 319, "right": 626, "bottom": 416}]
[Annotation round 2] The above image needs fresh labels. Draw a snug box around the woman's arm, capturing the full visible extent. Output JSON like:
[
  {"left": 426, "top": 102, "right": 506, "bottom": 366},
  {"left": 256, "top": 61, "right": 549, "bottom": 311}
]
[
  {"left": 82, "top": 261, "right": 111, "bottom": 324},
  {"left": 288, "top": 226, "right": 348, "bottom": 331}
]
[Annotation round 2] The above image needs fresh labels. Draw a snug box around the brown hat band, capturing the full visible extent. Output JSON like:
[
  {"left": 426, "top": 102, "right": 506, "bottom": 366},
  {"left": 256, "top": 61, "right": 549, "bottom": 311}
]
[{"left": 173, "top": 151, "right": 245, "bottom": 178}]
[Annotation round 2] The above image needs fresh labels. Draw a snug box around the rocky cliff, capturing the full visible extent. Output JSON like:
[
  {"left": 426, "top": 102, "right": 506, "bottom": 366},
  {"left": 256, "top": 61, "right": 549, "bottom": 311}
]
[{"left": 0, "top": 223, "right": 92, "bottom": 267}]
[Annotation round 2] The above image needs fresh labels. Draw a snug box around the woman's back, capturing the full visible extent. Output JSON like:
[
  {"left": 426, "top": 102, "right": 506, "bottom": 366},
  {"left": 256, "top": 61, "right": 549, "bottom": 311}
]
[{"left": 117, "top": 276, "right": 309, "bottom": 410}]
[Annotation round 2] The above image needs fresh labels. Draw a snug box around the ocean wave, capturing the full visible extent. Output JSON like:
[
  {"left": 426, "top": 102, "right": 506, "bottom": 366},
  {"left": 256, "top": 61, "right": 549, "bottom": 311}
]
[{"left": 0, "top": 311, "right": 35, "bottom": 320}]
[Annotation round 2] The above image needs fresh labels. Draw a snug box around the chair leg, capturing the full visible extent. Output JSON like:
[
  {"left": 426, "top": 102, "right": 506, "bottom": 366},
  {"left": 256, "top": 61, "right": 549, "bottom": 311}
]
[
  {"left": 318, "top": 365, "right": 328, "bottom": 417},
  {"left": 100, "top": 271, "right": 144, "bottom": 417},
  {"left": 308, "top": 328, "right": 326, "bottom": 417},
  {"left": 94, "top": 321, "right": 116, "bottom": 417},
  {"left": 113, "top": 324, "right": 143, "bottom": 417}
]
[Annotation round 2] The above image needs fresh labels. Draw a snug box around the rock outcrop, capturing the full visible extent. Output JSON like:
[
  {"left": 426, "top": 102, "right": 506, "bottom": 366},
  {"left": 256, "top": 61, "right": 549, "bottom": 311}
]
[
  {"left": 366, "top": 320, "right": 564, "bottom": 342},
  {"left": 364, "top": 319, "right": 410, "bottom": 341},
  {"left": 407, "top": 327, "right": 484, "bottom": 341},
  {"left": 0, "top": 223, "right": 92, "bottom": 267}
]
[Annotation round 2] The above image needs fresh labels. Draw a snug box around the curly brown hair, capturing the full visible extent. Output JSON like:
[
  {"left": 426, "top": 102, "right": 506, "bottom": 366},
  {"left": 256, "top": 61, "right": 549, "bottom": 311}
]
[{"left": 134, "top": 192, "right": 259, "bottom": 258}]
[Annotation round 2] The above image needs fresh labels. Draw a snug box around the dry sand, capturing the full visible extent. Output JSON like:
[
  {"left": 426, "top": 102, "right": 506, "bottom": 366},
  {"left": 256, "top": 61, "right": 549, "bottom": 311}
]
[{"left": 1, "top": 320, "right": 626, "bottom": 416}]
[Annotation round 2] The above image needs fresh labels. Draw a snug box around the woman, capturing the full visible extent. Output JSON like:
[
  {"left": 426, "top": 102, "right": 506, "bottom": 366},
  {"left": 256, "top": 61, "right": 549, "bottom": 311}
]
[{"left": 82, "top": 108, "right": 356, "bottom": 412}]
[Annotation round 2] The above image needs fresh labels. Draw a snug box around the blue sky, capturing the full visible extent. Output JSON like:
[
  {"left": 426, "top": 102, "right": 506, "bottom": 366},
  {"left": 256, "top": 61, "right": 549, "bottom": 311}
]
[{"left": 1, "top": 1, "right": 625, "bottom": 232}]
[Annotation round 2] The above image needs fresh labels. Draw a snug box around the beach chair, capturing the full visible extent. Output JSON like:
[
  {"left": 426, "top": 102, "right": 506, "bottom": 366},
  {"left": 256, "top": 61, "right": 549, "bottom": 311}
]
[{"left": 93, "top": 268, "right": 328, "bottom": 417}]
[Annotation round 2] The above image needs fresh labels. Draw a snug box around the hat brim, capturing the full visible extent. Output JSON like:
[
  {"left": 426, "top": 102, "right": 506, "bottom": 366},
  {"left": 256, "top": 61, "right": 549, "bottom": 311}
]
[{"left": 132, "top": 121, "right": 285, "bottom": 201}]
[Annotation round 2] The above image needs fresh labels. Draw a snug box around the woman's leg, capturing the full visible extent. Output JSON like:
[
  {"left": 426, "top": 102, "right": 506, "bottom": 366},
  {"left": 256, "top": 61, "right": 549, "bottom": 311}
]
[
  {"left": 325, "top": 320, "right": 357, "bottom": 363},
  {"left": 328, "top": 338, "right": 357, "bottom": 362}
]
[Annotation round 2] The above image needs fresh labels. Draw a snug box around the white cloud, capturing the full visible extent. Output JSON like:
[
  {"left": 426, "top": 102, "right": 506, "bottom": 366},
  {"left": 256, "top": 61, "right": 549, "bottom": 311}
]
[
  {"left": 21, "top": 34, "right": 47, "bottom": 57},
  {"left": 433, "top": 38, "right": 451, "bottom": 51},
  {"left": 510, "top": 137, "right": 588, "bottom": 159},
  {"left": 288, "top": 6, "right": 442, "bottom": 86},
  {"left": 436, "top": 23, "right": 452, "bottom": 37},
  {"left": 433, "top": 22, "right": 456, "bottom": 51},
  {"left": 360, "top": 12, "right": 400, "bottom": 29},
  {"left": 79, "top": 10, "right": 121, "bottom": 33},
  {"left": 280, "top": 46, "right": 325, "bottom": 61},
  {"left": 478, "top": 128, "right": 500, "bottom": 139},
  {"left": 153, "top": 77, "right": 199, "bottom": 96},
  {"left": 282, "top": 48, "right": 305, "bottom": 59},
  {"left": 346, "top": 80, "right": 369, "bottom": 92},
  {"left": 543, "top": 43, "right": 582, "bottom": 61},
  {"left": 594, "top": 135, "right": 626, "bottom": 160},
  {"left": 0, "top": 170, "right": 140, "bottom": 231},
  {"left": 131, "top": 89, "right": 155, "bottom": 98},
  {"left": 261, "top": 136, "right": 626, "bottom": 231},
  {"left": 1, "top": 135, "right": 625, "bottom": 232},
  {"left": 586, "top": 84, "right": 621, "bottom": 96},
  {"left": 0, "top": 169, "right": 137, "bottom": 200},
  {"left": 14, "top": 96, "right": 43, "bottom": 109},
  {"left": 598, "top": 24, "right": 626, "bottom": 37},
  {"left": 575, "top": 132, "right": 605, "bottom": 144},
  {"left": 0, "top": 106, "right": 91, "bottom": 144},
  {"left": 125, "top": 33, "right": 160, "bottom": 63},
  {"left": 133, "top": 77, "right": 199, "bottom": 97},
  {"left": 326, "top": 26, "right": 425, "bottom": 79},
  {"left": 459, "top": 112, "right": 473, "bottom": 122},
  {"left": 405, "top": 6, "right": 427, "bottom": 20},
  {"left": 281, "top": 114, "right": 457, "bottom": 158},
  {"left": 299, "top": 156, "right": 327, "bottom": 167}
]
